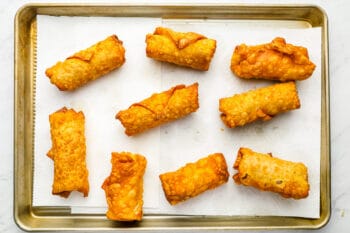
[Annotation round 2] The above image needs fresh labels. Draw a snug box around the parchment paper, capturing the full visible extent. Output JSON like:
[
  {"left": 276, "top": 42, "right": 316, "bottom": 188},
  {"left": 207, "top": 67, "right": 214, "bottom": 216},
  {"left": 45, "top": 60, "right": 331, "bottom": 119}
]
[{"left": 34, "top": 15, "right": 321, "bottom": 218}]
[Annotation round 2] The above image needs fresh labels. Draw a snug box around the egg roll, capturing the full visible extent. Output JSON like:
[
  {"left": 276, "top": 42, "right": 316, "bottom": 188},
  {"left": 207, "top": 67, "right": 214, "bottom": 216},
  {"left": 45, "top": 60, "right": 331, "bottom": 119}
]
[
  {"left": 159, "top": 153, "right": 229, "bottom": 205},
  {"left": 46, "top": 35, "right": 125, "bottom": 91},
  {"left": 231, "top": 37, "right": 316, "bottom": 81},
  {"left": 219, "top": 82, "right": 300, "bottom": 128},
  {"left": 47, "top": 107, "right": 89, "bottom": 198},
  {"left": 116, "top": 82, "right": 199, "bottom": 136},
  {"left": 233, "top": 147, "right": 309, "bottom": 199},
  {"left": 102, "top": 152, "right": 147, "bottom": 221},
  {"left": 146, "top": 27, "right": 216, "bottom": 70}
]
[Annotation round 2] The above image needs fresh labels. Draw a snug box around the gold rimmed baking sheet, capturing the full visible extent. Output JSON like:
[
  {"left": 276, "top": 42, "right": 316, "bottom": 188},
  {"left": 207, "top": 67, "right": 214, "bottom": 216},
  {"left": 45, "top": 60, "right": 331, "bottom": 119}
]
[{"left": 14, "top": 3, "right": 330, "bottom": 231}]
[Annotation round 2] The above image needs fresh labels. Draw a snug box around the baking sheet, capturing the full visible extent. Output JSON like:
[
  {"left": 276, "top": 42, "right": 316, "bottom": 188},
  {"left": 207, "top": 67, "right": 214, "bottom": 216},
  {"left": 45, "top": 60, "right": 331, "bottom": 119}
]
[{"left": 33, "top": 15, "right": 321, "bottom": 218}]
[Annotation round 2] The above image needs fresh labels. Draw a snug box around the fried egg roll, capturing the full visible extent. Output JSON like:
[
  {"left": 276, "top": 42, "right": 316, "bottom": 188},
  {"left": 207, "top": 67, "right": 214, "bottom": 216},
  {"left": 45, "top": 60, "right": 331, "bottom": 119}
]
[
  {"left": 219, "top": 82, "right": 300, "bottom": 128},
  {"left": 102, "top": 152, "right": 147, "bottom": 221},
  {"left": 146, "top": 27, "right": 216, "bottom": 70},
  {"left": 46, "top": 35, "right": 125, "bottom": 91},
  {"left": 159, "top": 153, "right": 229, "bottom": 205},
  {"left": 233, "top": 147, "right": 309, "bottom": 199},
  {"left": 47, "top": 107, "right": 89, "bottom": 198},
  {"left": 231, "top": 37, "right": 316, "bottom": 81},
  {"left": 116, "top": 82, "right": 199, "bottom": 136}
]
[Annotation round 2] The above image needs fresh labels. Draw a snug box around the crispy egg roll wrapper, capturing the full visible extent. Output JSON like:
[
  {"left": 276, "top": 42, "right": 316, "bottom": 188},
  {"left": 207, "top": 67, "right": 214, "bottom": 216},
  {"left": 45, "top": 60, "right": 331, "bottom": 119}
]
[
  {"left": 233, "top": 147, "right": 309, "bottom": 199},
  {"left": 231, "top": 37, "right": 316, "bottom": 81},
  {"left": 47, "top": 107, "right": 89, "bottom": 198},
  {"left": 116, "top": 82, "right": 199, "bottom": 136},
  {"left": 46, "top": 35, "right": 125, "bottom": 91},
  {"left": 102, "top": 152, "right": 147, "bottom": 221},
  {"left": 159, "top": 153, "right": 229, "bottom": 205},
  {"left": 219, "top": 82, "right": 300, "bottom": 128},
  {"left": 146, "top": 27, "right": 216, "bottom": 70}
]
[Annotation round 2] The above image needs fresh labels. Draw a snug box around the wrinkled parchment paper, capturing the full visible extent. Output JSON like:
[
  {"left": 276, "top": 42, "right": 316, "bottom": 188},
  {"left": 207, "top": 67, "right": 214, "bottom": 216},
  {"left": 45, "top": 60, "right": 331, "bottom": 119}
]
[{"left": 34, "top": 15, "right": 321, "bottom": 218}]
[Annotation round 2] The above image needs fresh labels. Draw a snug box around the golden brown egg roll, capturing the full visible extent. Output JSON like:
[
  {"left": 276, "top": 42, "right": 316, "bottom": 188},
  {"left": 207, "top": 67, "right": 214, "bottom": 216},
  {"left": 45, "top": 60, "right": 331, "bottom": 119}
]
[
  {"left": 47, "top": 107, "right": 89, "bottom": 198},
  {"left": 231, "top": 37, "right": 316, "bottom": 81},
  {"left": 116, "top": 82, "right": 199, "bottom": 136},
  {"left": 233, "top": 147, "right": 309, "bottom": 199},
  {"left": 46, "top": 35, "right": 125, "bottom": 91},
  {"left": 146, "top": 27, "right": 216, "bottom": 70},
  {"left": 102, "top": 152, "right": 147, "bottom": 221},
  {"left": 159, "top": 153, "right": 229, "bottom": 205},
  {"left": 219, "top": 82, "right": 300, "bottom": 128}
]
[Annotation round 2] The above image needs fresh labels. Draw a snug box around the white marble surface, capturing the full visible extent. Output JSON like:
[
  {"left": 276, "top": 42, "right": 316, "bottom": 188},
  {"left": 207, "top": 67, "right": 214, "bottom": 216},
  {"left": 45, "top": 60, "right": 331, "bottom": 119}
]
[{"left": 1, "top": 0, "right": 349, "bottom": 232}]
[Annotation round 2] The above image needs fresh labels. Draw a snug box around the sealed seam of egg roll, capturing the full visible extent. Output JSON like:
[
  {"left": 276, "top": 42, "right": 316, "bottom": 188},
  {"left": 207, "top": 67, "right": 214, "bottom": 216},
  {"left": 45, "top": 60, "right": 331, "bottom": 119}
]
[
  {"left": 146, "top": 27, "right": 216, "bottom": 70},
  {"left": 102, "top": 152, "right": 147, "bottom": 221},
  {"left": 159, "top": 153, "right": 229, "bottom": 205},
  {"left": 47, "top": 107, "right": 89, "bottom": 198},
  {"left": 45, "top": 35, "right": 125, "bottom": 91},
  {"left": 116, "top": 82, "right": 199, "bottom": 136},
  {"left": 233, "top": 147, "right": 309, "bottom": 199},
  {"left": 230, "top": 37, "right": 316, "bottom": 81},
  {"left": 219, "top": 82, "right": 300, "bottom": 128}
]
